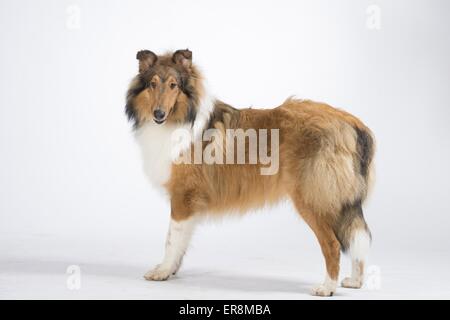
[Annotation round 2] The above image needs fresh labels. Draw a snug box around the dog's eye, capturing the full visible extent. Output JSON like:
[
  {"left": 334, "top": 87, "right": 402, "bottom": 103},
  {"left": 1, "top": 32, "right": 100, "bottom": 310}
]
[
  {"left": 170, "top": 83, "right": 177, "bottom": 89},
  {"left": 150, "top": 82, "right": 157, "bottom": 89}
]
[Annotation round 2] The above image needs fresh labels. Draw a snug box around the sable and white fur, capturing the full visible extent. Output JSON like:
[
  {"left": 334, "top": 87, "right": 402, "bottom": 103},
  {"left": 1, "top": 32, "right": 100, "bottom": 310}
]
[{"left": 125, "top": 49, "right": 375, "bottom": 296}]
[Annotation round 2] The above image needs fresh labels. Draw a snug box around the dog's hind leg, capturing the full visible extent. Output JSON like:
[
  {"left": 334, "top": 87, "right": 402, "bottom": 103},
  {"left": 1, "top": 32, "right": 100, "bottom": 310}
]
[
  {"left": 292, "top": 198, "right": 341, "bottom": 296},
  {"left": 144, "top": 216, "right": 197, "bottom": 281},
  {"left": 334, "top": 201, "right": 371, "bottom": 289},
  {"left": 336, "top": 126, "right": 374, "bottom": 289}
]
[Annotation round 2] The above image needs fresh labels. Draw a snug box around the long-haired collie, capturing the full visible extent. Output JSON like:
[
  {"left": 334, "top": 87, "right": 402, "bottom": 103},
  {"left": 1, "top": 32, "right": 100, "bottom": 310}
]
[{"left": 125, "top": 49, "right": 375, "bottom": 296}]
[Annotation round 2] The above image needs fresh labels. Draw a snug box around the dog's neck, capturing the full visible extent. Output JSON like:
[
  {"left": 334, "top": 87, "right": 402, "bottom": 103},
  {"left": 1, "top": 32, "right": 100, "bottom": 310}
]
[{"left": 191, "top": 84, "right": 215, "bottom": 142}]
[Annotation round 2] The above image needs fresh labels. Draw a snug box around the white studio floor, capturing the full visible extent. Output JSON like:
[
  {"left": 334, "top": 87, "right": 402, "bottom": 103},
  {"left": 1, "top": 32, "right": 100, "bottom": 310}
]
[{"left": 1, "top": 232, "right": 449, "bottom": 300}]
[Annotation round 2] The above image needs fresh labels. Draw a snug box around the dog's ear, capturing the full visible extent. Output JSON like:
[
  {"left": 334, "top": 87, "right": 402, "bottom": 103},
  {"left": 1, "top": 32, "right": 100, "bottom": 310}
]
[
  {"left": 172, "top": 49, "right": 192, "bottom": 69},
  {"left": 136, "top": 50, "right": 157, "bottom": 73}
]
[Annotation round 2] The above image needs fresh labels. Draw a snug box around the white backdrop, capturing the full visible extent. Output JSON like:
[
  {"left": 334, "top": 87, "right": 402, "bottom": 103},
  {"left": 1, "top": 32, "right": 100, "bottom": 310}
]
[{"left": 1, "top": 0, "right": 450, "bottom": 299}]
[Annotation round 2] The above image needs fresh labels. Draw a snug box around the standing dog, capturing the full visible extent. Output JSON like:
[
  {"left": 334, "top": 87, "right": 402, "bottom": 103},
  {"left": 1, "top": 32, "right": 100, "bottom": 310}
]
[{"left": 125, "top": 49, "right": 375, "bottom": 296}]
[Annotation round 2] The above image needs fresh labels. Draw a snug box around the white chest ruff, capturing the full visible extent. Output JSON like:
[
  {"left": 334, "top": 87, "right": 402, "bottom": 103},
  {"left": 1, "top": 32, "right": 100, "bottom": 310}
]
[
  {"left": 135, "top": 123, "right": 190, "bottom": 189},
  {"left": 133, "top": 88, "right": 215, "bottom": 190}
]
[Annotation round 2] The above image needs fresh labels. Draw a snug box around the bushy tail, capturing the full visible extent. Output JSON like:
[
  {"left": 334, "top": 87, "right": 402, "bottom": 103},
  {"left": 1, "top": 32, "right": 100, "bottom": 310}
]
[
  {"left": 334, "top": 200, "right": 372, "bottom": 288},
  {"left": 334, "top": 125, "right": 374, "bottom": 259}
]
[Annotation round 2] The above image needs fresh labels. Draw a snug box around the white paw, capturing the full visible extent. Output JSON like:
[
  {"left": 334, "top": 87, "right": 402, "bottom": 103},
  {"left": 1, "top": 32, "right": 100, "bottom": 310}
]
[
  {"left": 311, "top": 284, "right": 335, "bottom": 297},
  {"left": 341, "top": 277, "right": 363, "bottom": 289},
  {"left": 144, "top": 265, "right": 173, "bottom": 281}
]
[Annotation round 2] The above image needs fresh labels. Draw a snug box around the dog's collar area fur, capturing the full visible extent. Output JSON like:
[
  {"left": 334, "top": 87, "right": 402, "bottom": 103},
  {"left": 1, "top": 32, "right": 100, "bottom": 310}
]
[{"left": 191, "top": 86, "right": 215, "bottom": 142}]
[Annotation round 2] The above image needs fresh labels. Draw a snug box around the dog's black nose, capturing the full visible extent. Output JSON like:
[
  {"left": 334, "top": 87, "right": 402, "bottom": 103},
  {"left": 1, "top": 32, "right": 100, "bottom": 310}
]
[{"left": 153, "top": 109, "right": 166, "bottom": 121}]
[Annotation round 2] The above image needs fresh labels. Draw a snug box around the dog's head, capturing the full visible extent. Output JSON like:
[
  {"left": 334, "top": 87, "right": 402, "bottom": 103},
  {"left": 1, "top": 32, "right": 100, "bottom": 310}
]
[{"left": 125, "top": 49, "right": 202, "bottom": 128}]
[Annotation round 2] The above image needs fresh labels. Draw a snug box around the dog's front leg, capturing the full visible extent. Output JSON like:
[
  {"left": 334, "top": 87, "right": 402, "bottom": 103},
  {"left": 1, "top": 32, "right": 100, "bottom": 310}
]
[{"left": 144, "top": 216, "right": 197, "bottom": 281}]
